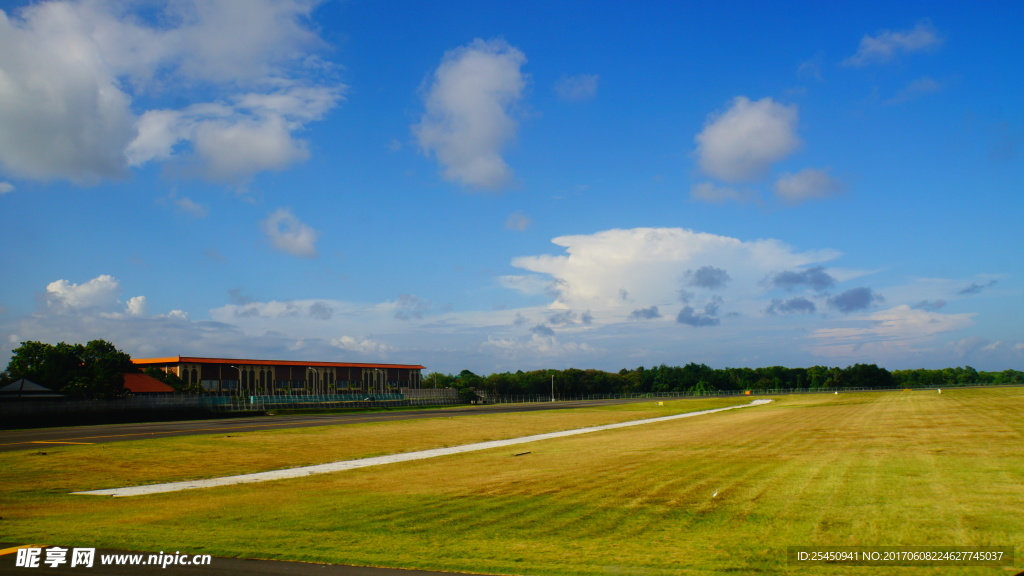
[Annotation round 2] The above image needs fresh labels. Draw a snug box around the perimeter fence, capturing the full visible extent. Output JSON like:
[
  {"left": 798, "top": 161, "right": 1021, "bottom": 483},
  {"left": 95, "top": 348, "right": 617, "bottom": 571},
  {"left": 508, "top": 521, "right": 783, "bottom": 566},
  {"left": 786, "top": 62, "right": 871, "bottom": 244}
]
[{"left": 1, "top": 382, "right": 1016, "bottom": 428}]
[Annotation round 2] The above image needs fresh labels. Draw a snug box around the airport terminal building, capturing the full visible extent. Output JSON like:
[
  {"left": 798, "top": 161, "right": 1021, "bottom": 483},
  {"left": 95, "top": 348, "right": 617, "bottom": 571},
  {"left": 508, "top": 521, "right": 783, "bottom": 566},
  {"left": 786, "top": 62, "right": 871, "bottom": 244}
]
[{"left": 133, "top": 356, "right": 425, "bottom": 395}]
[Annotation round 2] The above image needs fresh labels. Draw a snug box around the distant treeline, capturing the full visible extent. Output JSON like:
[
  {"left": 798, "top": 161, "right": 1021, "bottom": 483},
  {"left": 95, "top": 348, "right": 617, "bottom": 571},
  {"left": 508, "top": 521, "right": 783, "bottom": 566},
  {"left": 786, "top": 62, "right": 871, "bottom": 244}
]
[{"left": 425, "top": 364, "right": 1024, "bottom": 397}]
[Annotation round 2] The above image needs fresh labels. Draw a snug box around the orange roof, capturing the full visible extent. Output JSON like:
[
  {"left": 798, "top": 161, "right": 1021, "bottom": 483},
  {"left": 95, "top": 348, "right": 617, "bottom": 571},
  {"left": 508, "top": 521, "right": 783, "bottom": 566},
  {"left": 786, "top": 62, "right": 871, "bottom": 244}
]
[
  {"left": 123, "top": 373, "right": 176, "bottom": 393},
  {"left": 132, "top": 356, "right": 425, "bottom": 370}
]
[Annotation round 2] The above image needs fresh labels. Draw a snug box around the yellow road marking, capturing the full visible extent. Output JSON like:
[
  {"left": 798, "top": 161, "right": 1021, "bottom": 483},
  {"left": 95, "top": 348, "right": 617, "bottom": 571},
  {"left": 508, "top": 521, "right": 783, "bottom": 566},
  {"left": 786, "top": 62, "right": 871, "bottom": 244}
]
[
  {"left": 0, "top": 545, "right": 47, "bottom": 556},
  {"left": 29, "top": 441, "right": 94, "bottom": 445},
  {"left": 0, "top": 413, "right": 414, "bottom": 446}
]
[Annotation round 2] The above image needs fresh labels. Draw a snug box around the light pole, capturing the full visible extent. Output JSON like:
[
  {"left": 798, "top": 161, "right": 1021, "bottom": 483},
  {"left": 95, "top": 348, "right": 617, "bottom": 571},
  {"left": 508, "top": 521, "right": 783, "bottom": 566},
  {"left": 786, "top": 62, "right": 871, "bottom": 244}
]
[
  {"left": 306, "top": 367, "right": 318, "bottom": 396},
  {"left": 229, "top": 365, "right": 242, "bottom": 396},
  {"left": 551, "top": 373, "right": 555, "bottom": 402}
]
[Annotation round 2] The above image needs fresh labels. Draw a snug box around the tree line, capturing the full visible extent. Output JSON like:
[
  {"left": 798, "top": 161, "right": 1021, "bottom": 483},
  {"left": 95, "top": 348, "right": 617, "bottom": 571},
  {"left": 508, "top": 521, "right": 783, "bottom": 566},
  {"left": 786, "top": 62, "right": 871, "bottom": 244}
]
[
  {"left": 426, "top": 364, "right": 1024, "bottom": 398},
  {"left": 3, "top": 339, "right": 1022, "bottom": 400}
]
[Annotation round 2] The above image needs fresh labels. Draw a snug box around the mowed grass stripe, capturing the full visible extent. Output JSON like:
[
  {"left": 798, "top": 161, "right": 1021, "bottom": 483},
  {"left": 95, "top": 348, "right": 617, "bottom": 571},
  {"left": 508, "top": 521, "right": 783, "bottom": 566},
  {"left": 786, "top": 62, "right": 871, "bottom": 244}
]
[
  {"left": 0, "top": 397, "right": 752, "bottom": 492},
  {"left": 2, "top": 389, "right": 1021, "bottom": 575},
  {"left": 74, "top": 400, "right": 771, "bottom": 496}
]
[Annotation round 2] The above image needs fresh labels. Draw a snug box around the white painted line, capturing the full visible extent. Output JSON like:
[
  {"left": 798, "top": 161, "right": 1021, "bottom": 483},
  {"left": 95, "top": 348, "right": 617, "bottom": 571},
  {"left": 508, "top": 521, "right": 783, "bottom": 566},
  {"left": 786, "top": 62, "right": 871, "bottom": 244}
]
[{"left": 73, "top": 399, "right": 772, "bottom": 497}]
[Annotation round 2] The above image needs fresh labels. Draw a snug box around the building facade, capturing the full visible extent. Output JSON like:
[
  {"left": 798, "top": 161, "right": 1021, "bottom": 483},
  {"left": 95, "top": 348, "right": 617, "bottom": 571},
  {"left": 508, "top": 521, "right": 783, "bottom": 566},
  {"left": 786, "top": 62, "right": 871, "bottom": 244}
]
[{"left": 133, "top": 356, "right": 424, "bottom": 395}]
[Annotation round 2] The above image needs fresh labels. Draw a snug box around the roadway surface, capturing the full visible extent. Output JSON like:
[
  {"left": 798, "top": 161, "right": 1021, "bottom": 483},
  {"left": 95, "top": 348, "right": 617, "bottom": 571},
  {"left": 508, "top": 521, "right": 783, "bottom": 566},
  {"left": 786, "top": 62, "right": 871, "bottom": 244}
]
[{"left": 0, "top": 399, "right": 654, "bottom": 453}]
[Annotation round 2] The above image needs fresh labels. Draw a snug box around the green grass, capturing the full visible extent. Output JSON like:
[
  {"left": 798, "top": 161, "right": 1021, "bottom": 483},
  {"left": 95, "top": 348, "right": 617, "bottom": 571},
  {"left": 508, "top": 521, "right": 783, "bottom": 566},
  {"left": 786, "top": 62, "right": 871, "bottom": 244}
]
[{"left": 1, "top": 391, "right": 1021, "bottom": 575}]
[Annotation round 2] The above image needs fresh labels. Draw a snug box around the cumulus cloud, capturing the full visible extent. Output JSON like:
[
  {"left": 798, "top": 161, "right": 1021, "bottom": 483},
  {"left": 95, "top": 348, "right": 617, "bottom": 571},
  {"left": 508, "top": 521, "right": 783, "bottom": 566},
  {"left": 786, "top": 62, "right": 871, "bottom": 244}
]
[
  {"left": 45, "top": 275, "right": 121, "bottom": 312},
  {"left": 413, "top": 38, "right": 527, "bottom": 190},
  {"left": 766, "top": 297, "right": 816, "bottom": 315},
  {"left": 505, "top": 210, "right": 532, "bottom": 231},
  {"left": 694, "top": 97, "right": 801, "bottom": 182},
  {"left": 629, "top": 306, "right": 661, "bottom": 321},
  {"left": 0, "top": 182, "right": 14, "bottom": 194},
  {"left": 676, "top": 301, "right": 720, "bottom": 327},
  {"left": 685, "top": 266, "right": 731, "bottom": 290},
  {"left": 0, "top": 0, "right": 341, "bottom": 184},
  {"left": 554, "top": 73, "right": 599, "bottom": 101},
  {"left": 261, "top": 208, "right": 319, "bottom": 258},
  {"left": 331, "top": 335, "right": 392, "bottom": 355},
  {"left": 125, "top": 295, "right": 148, "bottom": 316},
  {"left": 513, "top": 228, "right": 839, "bottom": 312},
  {"left": 128, "top": 86, "right": 340, "bottom": 182},
  {"left": 774, "top": 168, "right": 843, "bottom": 203},
  {"left": 767, "top": 266, "right": 836, "bottom": 292},
  {"left": 843, "top": 21, "right": 943, "bottom": 67},
  {"left": 827, "top": 287, "right": 883, "bottom": 313}
]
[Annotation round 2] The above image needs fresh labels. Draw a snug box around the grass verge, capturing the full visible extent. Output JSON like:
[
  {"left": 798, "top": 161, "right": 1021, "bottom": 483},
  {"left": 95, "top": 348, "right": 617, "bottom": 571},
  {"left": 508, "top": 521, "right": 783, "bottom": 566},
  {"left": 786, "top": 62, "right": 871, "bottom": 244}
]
[{"left": 1, "top": 391, "right": 1021, "bottom": 575}]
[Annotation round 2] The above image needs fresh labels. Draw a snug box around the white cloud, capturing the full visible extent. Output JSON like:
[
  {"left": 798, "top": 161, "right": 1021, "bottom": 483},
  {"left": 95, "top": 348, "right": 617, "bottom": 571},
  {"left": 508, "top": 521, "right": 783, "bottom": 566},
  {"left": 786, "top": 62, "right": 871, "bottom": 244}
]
[
  {"left": 45, "top": 275, "right": 121, "bottom": 311},
  {"left": 843, "top": 21, "right": 943, "bottom": 67},
  {"left": 499, "top": 275, "right": 554, "bottom": 296},
  {"left": 481, "top": 332, "right": 595, "bottom": 359},
  {"left": 3, "top": 251, "right": 1008, "bottom": 374},
  {"left": 0, "top": 2, "right": 135, "bottom": 182},
  {"left": 125, "top": 295, "right": 148, "bottom": 316},
  {"left": 887, "top": 76, "right": 943, "bottom": 104},
  {"left": 261, "top": 208, "right": 319, "bottom": 258},
  {"left": 167, "top": 191, "right": 208, "bottom": 218},
  {"left": 694, "top": 97, "right": 801, "bottom": 182},
  {"left": 505, "top": 210, "right": 532, "bottom": 231},
  {"left": 690, "top": 181, "right": 755, "bottom": 204},
  {"left": 809, "top": 305, "right": 974, "bottom": 361},
  {"left": 554, "top": 73, "right": 599, "bottom": 101},
  {"left": 128, "top": 85, "right": 341, "bottom": 182},
  {"left": 413, "top": 38, "right": 527, "bottom": 190},
  {"left": 774, "top": 168, "right": 843, "bottom": 203},
  {"left": 511, "top": 227, "right": 839, "bottom": 313},
  {"left": 331, "top": 335, "right": 392, "bottom": 356},
  {"left": 0, "top": 182, "right": 14, "bottom": 194},
  {"left": 0, "top": 0, "right": 341, "bottom": 184}
]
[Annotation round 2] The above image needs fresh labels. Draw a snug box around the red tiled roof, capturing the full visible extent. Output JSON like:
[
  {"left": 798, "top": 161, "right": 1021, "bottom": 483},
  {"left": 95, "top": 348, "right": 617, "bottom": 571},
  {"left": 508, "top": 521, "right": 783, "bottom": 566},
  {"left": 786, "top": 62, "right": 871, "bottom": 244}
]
[{"left": 123, "top": 373, "right": 175, "bottom": 393}]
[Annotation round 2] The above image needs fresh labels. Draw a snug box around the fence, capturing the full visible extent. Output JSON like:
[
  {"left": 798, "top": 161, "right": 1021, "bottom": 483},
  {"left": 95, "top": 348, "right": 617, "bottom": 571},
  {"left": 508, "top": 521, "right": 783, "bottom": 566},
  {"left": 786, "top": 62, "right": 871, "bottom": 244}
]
[
  {"left": 477, "top": 381, "right": 1020, "bottom": 404},
  {"left": 1, "top": 382, "right": 1016, "bottom": 428}
]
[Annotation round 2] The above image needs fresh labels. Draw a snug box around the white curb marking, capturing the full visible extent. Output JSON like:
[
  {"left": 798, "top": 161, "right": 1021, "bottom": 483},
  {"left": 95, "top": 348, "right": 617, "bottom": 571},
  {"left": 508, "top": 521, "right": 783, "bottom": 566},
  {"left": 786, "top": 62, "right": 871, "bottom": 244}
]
[{"left": 74, "top": 399, "right": 772, "bottom": 497}]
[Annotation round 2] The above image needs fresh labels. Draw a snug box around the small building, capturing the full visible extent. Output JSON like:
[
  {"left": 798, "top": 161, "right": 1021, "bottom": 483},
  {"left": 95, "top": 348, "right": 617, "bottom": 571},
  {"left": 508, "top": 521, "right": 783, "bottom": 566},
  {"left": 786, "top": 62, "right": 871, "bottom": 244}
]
[
  {"left": 0, "top": 378, "right": 63, "bottom": 400},
  {"left": 132, "top": 356, "right": 425, "bottom": 395},
  {"left": 123, "top": 373, "right": 176, "bottom": 394}
]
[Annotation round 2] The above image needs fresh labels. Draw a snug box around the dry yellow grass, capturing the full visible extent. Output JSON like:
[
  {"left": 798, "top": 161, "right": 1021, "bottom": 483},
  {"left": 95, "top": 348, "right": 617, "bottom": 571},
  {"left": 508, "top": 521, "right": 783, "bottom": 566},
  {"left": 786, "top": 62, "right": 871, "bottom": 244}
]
[{"left": 2, "top": 390, "right": 1021, "bottom": 575}]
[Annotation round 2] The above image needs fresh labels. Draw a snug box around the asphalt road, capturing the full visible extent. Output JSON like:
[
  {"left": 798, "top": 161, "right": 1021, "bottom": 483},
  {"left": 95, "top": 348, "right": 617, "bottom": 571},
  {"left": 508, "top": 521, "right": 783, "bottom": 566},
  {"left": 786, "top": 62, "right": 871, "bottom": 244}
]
[{"left": 0, "top": 399, "right": 652, "bottom": 453}]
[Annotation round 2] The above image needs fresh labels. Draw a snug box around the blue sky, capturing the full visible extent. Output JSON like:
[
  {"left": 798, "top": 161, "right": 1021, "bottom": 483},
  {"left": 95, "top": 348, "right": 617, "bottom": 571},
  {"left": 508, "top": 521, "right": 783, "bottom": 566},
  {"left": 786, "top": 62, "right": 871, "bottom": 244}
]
[{"left": 1, "top": 0, "right": 1021, "bottom": 375}]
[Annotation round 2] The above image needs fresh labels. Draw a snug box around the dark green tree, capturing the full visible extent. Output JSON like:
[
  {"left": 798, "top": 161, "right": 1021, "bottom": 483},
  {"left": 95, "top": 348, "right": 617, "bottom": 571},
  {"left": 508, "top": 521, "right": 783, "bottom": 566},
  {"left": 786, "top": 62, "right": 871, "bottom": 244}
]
[{"left": 5, "top": 339, "right": 137, "bottom": 398}]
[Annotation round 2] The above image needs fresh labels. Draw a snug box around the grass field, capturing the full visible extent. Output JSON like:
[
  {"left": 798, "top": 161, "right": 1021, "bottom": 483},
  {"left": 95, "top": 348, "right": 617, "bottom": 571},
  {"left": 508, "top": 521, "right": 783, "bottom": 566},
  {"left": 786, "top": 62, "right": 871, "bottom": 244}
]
[{"left": 1, "top": 390, "right": 1021, "bottom": 575}]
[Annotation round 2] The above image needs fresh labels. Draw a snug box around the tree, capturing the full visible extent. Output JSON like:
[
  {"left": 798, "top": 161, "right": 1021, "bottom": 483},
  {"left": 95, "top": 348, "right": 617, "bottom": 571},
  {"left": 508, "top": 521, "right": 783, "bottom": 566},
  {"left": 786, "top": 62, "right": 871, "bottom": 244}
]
[
  {"left": 144, "top": 367, "right": 200, "bottom": 394},
  {"left": 5, "top": 339, "right": 137, "bottom": 399}
]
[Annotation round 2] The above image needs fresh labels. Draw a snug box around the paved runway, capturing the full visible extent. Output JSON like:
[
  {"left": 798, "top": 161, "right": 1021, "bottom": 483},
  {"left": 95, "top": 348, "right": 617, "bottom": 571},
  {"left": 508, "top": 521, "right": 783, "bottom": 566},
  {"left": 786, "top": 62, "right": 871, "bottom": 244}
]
[{"left": 0, "top": 399, "right": 652, "bottom": 453}]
